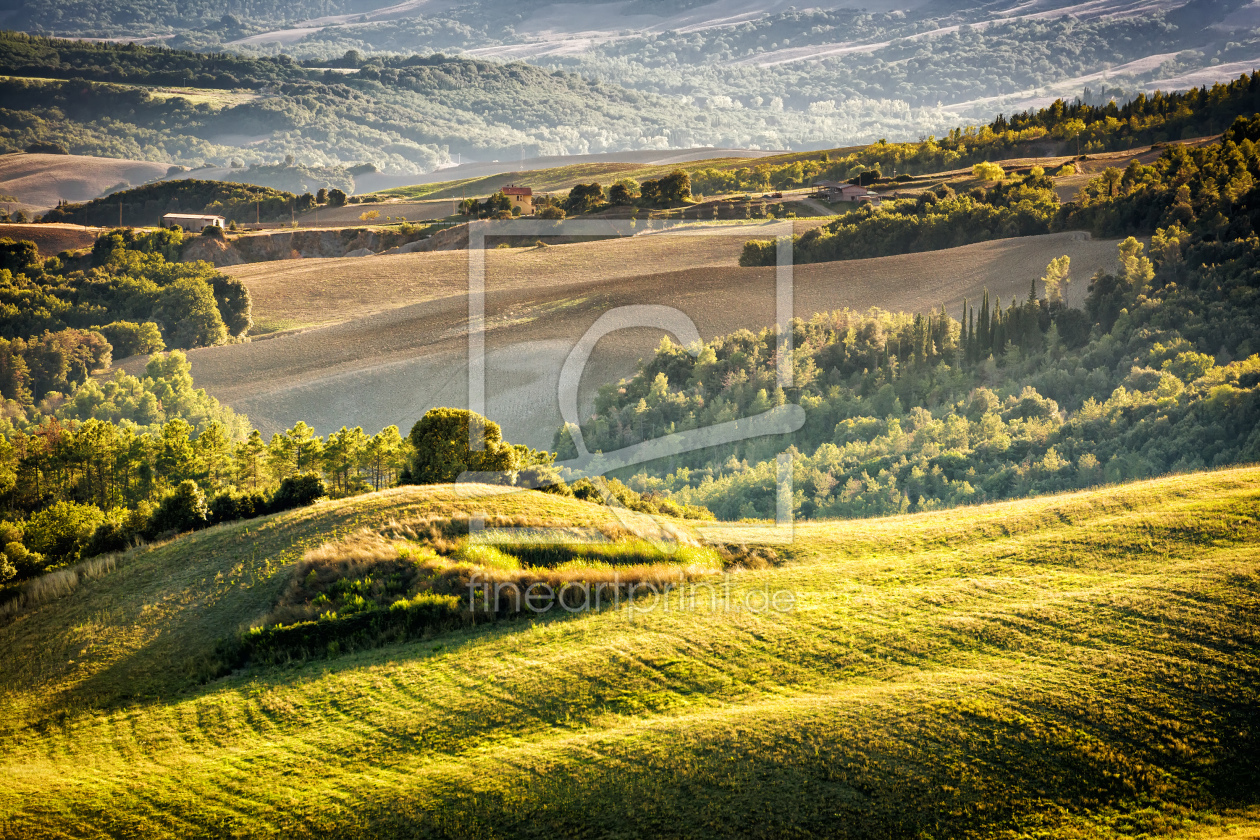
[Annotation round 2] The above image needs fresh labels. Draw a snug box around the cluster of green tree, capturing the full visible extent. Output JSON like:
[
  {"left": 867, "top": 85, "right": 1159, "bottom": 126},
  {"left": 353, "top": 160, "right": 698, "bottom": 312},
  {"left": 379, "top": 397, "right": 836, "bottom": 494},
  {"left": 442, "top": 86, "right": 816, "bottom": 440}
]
[
  {"left": 746, "top": 103, "right": 1260, "bottom": 267},
  {"left": 459, "top": 172, "right": 694, "bottom": 220},
  {"left": 0, "top": 403, "right": 408, "bottom": 582},
  {"left": 398, "top": 407, "right": 709, "bottom": 519},
  {"left": 0, "top": 30, "right": 314, "bottom": 88},
  {"left": 561, "top": 121, "right": 1260, "bottom": 520},
  {"left": 38, "top": 178, "right": 300, "bottom": 227},
  {"left": 548, "top": 172, "right": 696, "bottom": 217},
  {"left": 0, "top": 77, "right": 231, "bottom": 164},
  {"left": 0, "top": 392, "right": 699, "bottom": 588},
  {"left": 0, "top": 468, "right": 328, "bottom": 585},
  {"left": 458, "top": 191, "right": 516, "bottom": 219},
  {"left": 693, "top": 72, "right": 1260, "bottom": 202},
  {"left": 741, "top": 169, "right": 1062, "bottom": 265},
  {"left": 0, "top": 33, "right": 810, "bottom": 172},
  {"left": 213, "top": 162, "right": 355, "bottom": 195},
  {"left": 0, "top": 229, "right": 249, "bottom": 383},
  {"left": 45, "top": 349, "right": 246, "bottom": 435},
  {"left": 0, "top": 328, "right": 112, "bottom": 407},
  {"left": 12, "top": 2, "right": 380, "bottom": 40}
]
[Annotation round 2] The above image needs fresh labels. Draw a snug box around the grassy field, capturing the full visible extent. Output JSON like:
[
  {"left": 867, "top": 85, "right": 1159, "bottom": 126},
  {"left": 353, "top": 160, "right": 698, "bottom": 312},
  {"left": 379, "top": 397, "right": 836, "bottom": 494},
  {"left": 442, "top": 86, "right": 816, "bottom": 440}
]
[
  {"left": 374, "top": 137, "right": 1212, "bottom": 205},
  {"left": 1, "top": 467, "right": 1257, "bottom": 837},
  {"left": 376, "top": 158, "right": 758, "bottom": 200},
  {"left": 372, "top": 142, "right": 887, "bottom": 201},
  {"left": 1, "top": 75, "right": 259, "bottom": 110}
]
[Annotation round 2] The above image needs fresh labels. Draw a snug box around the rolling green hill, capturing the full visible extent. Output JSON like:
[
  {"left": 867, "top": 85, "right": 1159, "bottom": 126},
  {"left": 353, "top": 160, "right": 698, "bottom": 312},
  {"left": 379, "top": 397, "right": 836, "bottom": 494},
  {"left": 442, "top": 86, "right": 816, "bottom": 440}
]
[{"left": 2, "top": 468, "right": 1258, "bottom": 837}]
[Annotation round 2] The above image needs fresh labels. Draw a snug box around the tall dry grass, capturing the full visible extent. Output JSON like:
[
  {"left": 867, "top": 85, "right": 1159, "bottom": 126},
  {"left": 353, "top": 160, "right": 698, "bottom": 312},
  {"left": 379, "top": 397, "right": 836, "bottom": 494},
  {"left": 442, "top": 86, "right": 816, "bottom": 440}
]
[{"left": 0, "top": 552, "right": 123, "bottom": 623}]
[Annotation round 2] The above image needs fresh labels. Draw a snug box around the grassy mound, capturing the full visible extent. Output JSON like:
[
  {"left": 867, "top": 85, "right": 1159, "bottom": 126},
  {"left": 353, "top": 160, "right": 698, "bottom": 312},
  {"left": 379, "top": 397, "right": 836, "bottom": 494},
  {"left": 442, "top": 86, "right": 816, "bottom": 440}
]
[{"left": 1, "top": 471, "right": 1258, "bottom": 838}]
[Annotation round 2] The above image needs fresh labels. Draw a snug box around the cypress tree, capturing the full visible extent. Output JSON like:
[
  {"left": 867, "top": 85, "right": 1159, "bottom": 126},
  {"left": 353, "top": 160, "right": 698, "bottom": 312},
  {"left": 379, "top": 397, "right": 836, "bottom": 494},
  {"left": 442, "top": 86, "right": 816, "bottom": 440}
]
[
  {"left": 992, "top": 296, "right": 1006, "bottom": 355},
  {"left": 966, "top": 304, "right": 976, "bottom": 364},
  {"left": 978, "top": 290, "right": 991, "bottom": 355}
]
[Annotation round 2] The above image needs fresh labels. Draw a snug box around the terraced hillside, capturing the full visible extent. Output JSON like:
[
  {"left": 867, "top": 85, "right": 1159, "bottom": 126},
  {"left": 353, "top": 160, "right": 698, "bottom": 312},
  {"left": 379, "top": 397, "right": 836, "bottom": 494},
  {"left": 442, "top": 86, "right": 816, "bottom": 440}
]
[
  {"left": 157, "top": 228, "right": 1122, "bottom": 444},
  {"left": 1, "top": 468, "right": 1258, "bottom": 837}
]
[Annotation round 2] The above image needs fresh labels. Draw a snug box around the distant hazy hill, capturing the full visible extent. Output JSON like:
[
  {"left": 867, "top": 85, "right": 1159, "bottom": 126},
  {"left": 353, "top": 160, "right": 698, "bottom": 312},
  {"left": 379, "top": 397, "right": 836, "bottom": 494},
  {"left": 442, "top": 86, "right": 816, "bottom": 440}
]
[
  {"left": 0, "top": 33, "right": 813, "bottom": 174},
  {"left": 7, "top": 0, "right": 1260, "bottom": 150}
]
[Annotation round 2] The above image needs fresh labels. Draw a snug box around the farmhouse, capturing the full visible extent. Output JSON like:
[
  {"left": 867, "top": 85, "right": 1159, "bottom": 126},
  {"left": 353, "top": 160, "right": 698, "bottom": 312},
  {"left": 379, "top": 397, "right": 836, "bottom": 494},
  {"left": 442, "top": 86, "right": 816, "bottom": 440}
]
[
  {"left": 814, "top": 182, "right": 881, "bottom": 205},
  {"left": 162, "top": 213, "right": 226, "bottom": 232},
  {"left": 501, "top": 185, "right": 534, "bottom": 215}
]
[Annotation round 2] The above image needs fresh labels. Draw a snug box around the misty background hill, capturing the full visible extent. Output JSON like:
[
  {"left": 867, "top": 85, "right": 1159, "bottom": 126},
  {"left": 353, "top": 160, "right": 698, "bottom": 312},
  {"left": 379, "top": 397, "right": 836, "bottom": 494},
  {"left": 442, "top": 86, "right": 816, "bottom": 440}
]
[{"left": 2, "top": 0, "right": 1260, "bottom": 172}]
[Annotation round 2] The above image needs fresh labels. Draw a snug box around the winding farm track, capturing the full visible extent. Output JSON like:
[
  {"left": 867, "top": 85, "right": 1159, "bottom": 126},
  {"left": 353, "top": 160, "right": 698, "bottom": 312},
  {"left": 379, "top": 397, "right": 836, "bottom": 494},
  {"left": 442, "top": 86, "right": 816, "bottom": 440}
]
[{"left": 128, "top": 229, "right": 1123, "bottom": 446}]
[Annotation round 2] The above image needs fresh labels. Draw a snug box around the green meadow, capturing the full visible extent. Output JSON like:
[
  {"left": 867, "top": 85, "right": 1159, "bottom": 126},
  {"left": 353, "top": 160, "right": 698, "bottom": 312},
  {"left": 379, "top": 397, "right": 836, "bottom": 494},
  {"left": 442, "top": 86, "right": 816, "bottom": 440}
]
[{"left": 1, "top": 469, "right": 1258, "bottom": 838}]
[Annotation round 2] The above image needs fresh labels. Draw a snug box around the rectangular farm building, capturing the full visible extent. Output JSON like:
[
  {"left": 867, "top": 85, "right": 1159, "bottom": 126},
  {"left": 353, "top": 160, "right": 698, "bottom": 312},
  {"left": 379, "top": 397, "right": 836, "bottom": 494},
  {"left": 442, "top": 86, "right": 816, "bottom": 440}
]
[
  {"left": 161, "top": 213, "right": 226, "bottom": 232},
  {"left": 813, "top": 182, "right": 882, "bottom": 205}
]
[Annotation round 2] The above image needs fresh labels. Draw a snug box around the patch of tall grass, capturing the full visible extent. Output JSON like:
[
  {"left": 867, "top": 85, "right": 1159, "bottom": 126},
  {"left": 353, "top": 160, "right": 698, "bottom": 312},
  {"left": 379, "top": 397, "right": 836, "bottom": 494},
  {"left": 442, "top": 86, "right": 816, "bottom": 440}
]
[
  {"left": 239, "top": 512, "right": 761, "bottom": 663},
  {"left": 0, "top": 551, "right": 124, "bottom": 624}
]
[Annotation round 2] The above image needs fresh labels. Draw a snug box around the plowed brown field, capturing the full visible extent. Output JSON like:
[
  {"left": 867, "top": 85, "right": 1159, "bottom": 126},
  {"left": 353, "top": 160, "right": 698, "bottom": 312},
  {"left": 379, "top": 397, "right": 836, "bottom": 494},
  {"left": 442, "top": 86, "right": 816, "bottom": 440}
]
[{"left": 137, "top": 228, "right": 1124, "bottom": 448}]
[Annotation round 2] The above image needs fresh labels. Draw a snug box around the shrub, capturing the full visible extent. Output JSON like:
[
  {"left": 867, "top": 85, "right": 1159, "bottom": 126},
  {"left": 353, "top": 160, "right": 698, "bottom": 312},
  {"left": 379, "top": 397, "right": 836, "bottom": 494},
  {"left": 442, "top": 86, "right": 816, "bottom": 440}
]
[
  {"left": 201, "top": 224, "right": 226, "bottom": 239},
  {"left": 84, "top": 508, "right": 137, "bottom": 557},
  {"left": 144, "top": 480, "right": 209, "bottom": 538},
  {"left": 99, "top": 321, "right": 165, "bottom": 358},
  {"left": 3, "top": 541, "right": 44, "bottom": 579},
  {"left": 271, "top": 474, "right": 326, "bottom": 512},
  {"left": 972, "top": 161, "right": 1006, "bottom": 181},
  {"left": 25, "top": 501, "right": 105, "bottom": 565},
  {"left": 210, "top": 488, "right": 268, "bottom": 524},
  {"left": 26, "top": 141, "right": 69, "bottom": 154},
  {"left": 407, "top": 408, "right": 519, "bottom": 484}
]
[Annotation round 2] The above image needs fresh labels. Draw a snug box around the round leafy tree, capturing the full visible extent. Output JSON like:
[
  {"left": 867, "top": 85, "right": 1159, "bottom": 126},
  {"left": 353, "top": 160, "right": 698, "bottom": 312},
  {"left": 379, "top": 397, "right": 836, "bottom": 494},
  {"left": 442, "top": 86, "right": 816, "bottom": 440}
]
[{"left": 407, "top": 408, "right": 519, "bottom": 484}]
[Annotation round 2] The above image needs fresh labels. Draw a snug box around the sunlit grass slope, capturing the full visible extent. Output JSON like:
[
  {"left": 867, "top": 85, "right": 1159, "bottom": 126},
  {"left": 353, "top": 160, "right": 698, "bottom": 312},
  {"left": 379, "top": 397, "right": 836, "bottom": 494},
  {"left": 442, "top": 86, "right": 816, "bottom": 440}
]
[{"left": 2, "top": 469, "right": 1259, "bottom": 838}]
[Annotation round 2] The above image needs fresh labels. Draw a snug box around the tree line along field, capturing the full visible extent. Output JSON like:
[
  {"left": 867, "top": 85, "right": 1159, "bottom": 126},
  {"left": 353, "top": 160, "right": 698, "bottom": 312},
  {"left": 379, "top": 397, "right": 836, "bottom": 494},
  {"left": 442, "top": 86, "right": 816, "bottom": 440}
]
[{"left": 0, "top": 467, "right": 1257, "bottom": 837}]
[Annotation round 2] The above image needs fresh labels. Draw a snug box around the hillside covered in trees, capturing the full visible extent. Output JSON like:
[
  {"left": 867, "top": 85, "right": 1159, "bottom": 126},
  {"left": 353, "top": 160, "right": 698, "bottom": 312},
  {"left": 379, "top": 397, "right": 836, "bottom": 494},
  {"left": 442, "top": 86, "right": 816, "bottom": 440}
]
[
  {"left": 38, "top": 179, "right": 302, "bottom": 227},
  {"left": 0, "top": 227, "right": 250, "bottom": 415},
  {"left": 0, "top": 32, "right": 812, "bottom": 173},
  {"left": 567, "top": 117, "right": 1260, "bottom": 519},
  {"left": 739, "top": 75, "right": 1260, "bottom": 267},
  {"left": 9, "top": 0, "right": 1260, "bottom": 151}
]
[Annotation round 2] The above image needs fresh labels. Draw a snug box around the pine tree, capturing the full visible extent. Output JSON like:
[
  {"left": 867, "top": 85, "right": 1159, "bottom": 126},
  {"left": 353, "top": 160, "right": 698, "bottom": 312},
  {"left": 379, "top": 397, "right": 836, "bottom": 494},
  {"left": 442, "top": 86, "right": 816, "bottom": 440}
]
[{"left": 235, "top": 430, "right": 266, "bottom": 491}]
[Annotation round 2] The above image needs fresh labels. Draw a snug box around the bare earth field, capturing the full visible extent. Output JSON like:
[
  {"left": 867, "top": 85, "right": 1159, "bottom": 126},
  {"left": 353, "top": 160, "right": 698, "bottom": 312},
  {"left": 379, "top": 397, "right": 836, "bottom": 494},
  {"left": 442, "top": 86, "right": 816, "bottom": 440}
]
[
  {"left": 0, "top": 152, "right": 169, "bottom": 211},
  {"left": 150, "top": 229, "right": 1122, "bottom": 447},
  {"left": 0, "top": 223, "right": 100, "bottom": 253}
]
